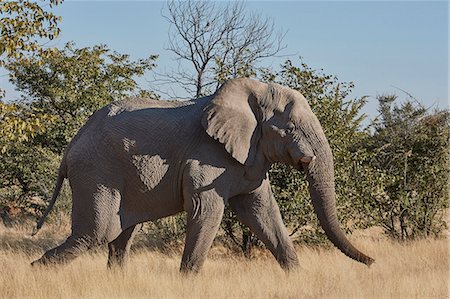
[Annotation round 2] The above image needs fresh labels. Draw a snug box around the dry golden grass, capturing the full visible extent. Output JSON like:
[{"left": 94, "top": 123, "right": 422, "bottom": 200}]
[{"left": 0, "top": 222, "right": 448, "bottom": 299}]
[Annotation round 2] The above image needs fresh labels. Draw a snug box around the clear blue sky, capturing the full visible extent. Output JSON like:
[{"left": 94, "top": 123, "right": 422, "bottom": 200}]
[{"left": 1, "top": 1, "right": 448, "bottom": 120}]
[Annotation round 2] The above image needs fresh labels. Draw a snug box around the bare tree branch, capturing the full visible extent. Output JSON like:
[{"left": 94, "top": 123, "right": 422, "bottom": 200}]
[{"left": 159, "top": 0, "right": 286, "bottom": 98}]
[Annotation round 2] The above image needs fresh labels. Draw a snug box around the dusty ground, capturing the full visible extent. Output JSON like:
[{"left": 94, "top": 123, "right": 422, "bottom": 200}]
[{"left": 0, "top": 222, "right": 448, "bottom": 299}]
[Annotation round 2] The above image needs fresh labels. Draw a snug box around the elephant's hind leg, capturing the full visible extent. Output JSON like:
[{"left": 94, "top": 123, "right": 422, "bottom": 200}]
[
  {"left": 32, "top": 234, "right": 93, "bottom": 266},
  {"left": 33, "top": 175, "right": 120, "bottom": 266},
  {"left": 107, "top": 225, "right": 137, "bottom": 268}
]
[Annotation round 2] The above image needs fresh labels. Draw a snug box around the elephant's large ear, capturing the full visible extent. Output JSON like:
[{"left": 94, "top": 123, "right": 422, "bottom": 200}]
[{"left": 201, "top": 78, "right": 266, "bottom": 166}]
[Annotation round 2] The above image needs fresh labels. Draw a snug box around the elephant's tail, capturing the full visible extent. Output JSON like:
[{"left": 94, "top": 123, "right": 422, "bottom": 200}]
[{"left": 32, "top": 157, "right": 67, "bottom": 236}]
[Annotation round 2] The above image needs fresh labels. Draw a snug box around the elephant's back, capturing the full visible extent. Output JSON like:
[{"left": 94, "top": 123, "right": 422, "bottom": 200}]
[
  {"left": 106, "top": 97, "right": 195, "bottom": 115},
  {"left": 99, "top": 97, "right": 207, "bottom": 152},
  {"left": 64, "top": 96, "right": 209, "bottom": 187}
]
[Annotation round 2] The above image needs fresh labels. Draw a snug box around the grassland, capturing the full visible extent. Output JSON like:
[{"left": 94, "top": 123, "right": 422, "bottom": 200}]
[{"left": 0, "top": 221, "right": 448, "bottom": 299}]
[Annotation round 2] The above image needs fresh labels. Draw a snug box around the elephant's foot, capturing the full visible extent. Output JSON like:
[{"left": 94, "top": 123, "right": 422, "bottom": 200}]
[
  {"left": 31, "top": 235, "right": 92, "bottom": 267},
  {"left": 277, "top": 253, "right": 300, "bottom": 272},
  {"left": 107, "top": 247, "right": 129, "bottom": 269},
  {"left": 31, "top": 249, "right": 77, "bottom": 266},
  {"left": 179, "top": 258, "right": 203, "bottom": 274}
]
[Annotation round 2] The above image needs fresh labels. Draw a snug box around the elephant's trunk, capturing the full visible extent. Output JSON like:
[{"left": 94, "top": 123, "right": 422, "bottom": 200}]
[{"left": 304, "top": 135, "right": 374, "bottom": 266}]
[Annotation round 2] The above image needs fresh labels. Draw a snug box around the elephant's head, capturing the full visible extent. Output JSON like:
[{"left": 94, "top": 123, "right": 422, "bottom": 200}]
[{"left": 202, "top": 78, "right": 374, "bottom": 266}]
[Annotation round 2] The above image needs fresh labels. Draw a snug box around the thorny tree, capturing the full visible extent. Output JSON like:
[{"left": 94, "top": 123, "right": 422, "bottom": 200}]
[{"left": 160, "top": 0, "right": 285, "bottom": 98}]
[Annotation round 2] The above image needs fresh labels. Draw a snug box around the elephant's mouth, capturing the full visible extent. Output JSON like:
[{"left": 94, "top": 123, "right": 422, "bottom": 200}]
[
  {"left": 291, "top": 154, "right": 316, "bottom": 172},
  {"left": 286, "top": 144, "right": 316, "bottom": 171}
]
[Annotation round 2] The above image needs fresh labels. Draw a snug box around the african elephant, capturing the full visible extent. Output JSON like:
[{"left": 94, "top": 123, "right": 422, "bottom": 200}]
[{"left": 33, "top": 78, "right": 374, "bottom": 272}]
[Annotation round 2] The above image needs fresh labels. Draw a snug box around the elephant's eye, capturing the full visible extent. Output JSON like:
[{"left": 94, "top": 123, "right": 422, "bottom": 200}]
[{"left": 287, "top": 122, "right": 296, "bottom": 132}]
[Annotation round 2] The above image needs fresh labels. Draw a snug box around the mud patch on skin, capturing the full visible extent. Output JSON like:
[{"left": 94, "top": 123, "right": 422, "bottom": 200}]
[
  {"left": 122, "top": 138, "right": 136, "bottom": 152},
  {"left": 132, "top": 155, "right": 169, "bottom": 191}
]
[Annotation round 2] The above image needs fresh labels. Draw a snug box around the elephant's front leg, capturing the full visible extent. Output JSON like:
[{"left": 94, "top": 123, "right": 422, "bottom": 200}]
[
  {"left": 180, "top": 190, "right": 225, "bottom": 273},
  {"left": 229, "top": 179, "right": 299, "bottom": 271}
]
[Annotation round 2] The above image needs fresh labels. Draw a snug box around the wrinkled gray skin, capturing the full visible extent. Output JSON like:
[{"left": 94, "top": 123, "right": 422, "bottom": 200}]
[{"left": 33, "top": 78, "right": 374, "bottom": 272}]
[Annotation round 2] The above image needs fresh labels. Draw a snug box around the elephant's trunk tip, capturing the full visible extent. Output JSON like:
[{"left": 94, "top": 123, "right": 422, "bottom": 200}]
[
  {"left": 355, "top": 252, "right": 374, "bottom": 267},
  {"left": 365, "top": 256, "right": 375, "bottom": 267}
]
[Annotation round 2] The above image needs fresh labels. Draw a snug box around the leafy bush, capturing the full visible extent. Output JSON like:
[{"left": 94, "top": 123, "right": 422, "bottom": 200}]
[
  {"left": 1, "top": 43, "right": 157, "bottom": 219},
  {"left": 0, "top": 102, "right": 58, "bottom": 217},
  {"left": 361, "top": 96, "right": 449, "bottom": 239},
  {"left": 7, "top": 42, "right": 157, "bottom": 154},
  {"left": 137, "top": 214, "right": 187, "bottom": 250}
]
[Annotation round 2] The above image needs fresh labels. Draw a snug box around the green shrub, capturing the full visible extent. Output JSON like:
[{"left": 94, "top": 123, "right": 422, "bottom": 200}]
[{"left": 362, "top": 96, "right": 449, "bottom": 239}]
